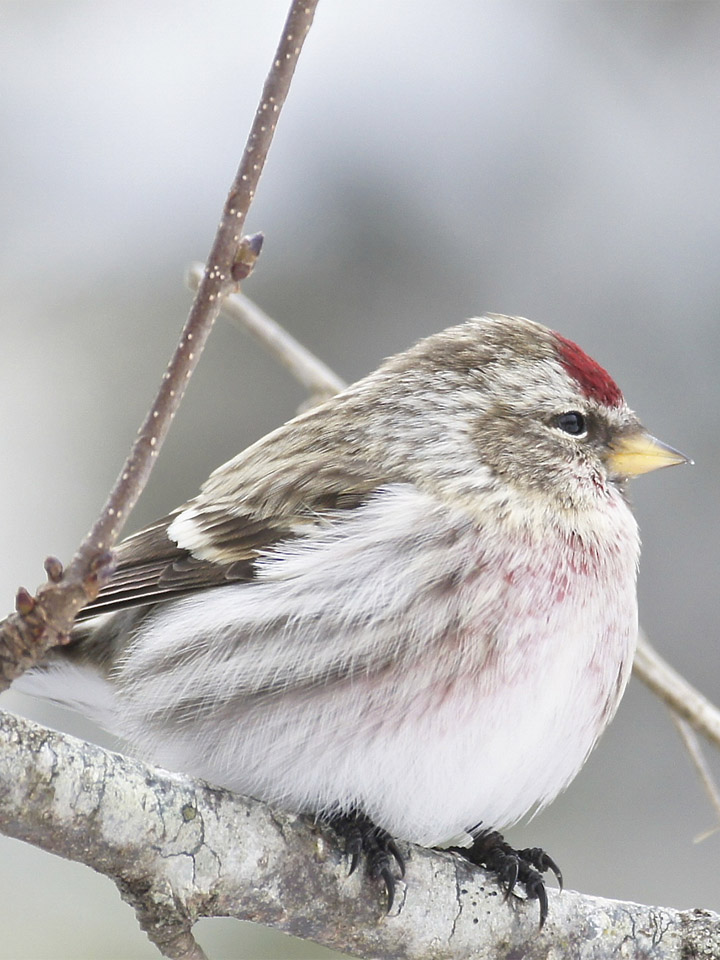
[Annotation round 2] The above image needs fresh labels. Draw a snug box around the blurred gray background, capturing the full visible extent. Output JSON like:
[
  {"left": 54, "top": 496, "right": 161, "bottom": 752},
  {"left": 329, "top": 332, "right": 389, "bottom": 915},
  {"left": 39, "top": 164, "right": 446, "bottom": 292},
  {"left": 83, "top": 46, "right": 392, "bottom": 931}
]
[{"left": 1, "top": 1, "right": 719, "bottom": 957}]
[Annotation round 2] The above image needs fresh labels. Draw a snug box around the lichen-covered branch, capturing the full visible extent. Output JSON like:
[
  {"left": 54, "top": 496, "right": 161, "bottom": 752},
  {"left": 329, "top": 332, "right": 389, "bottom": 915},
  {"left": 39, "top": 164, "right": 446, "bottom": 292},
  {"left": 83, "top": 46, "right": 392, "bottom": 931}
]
[{"left": 0, "top": 708, "right": 717, "bottom": 960}]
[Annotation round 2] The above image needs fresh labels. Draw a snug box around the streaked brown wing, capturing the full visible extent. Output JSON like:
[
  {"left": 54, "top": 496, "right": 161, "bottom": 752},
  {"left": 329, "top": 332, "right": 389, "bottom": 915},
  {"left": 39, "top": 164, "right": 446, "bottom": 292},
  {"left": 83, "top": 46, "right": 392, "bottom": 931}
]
[
  {"left": 73, "top": 510, "right": 298, "bottom": 621},
  {"left": 74, "top": 476, "right": 383, "bottom": 622}
]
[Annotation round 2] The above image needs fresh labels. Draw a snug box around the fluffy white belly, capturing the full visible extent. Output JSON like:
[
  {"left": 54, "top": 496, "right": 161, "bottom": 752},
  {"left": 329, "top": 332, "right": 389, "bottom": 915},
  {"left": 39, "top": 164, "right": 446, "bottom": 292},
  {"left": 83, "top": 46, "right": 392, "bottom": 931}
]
[{"left": 106, "top": 485, "right": 639, "bottom": 846}]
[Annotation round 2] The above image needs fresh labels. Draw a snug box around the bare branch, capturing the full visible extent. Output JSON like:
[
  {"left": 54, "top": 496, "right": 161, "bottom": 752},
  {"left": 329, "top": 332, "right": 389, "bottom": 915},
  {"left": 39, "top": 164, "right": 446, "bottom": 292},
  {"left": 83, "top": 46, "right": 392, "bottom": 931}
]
[
  {"left": 670, "top": 712, "right": 720, "bottom": 843},
  {"left": 187, "top": 263, "right": 347, "bottom": 401},
  {"left": 633, "top": 633, "right": 720, "bottom": 749},
  {"left": 1, "top": 707, "right": 717, "bottom": 960},
  {"left": 0, "top": 0, "right": 319, "bottom": 691},
  {"left": 3, "top": 4, "right": 716, "bottom": 957}
]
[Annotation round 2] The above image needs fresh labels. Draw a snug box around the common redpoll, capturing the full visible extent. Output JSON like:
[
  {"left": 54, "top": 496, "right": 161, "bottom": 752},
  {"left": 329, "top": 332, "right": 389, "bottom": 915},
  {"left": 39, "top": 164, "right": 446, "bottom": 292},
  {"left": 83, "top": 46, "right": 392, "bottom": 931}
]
[{"left": 18, "top": 314, "right": 688, "bottom": 924}]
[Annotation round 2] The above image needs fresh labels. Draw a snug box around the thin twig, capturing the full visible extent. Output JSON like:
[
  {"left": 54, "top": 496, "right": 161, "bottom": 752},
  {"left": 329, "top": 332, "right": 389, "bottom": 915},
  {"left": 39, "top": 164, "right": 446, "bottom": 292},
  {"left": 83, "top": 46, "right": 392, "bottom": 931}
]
[
  {"left": 187, "top": 262, "right": 347, "bottom": 400},
  {"left": 633, "top": 632, "right": 720, "bottom": 749},
  {"left": 670, "top": 711, "right": 720, "bottom": 842},
  {"left": 0, "top": 0, "right": 319, "bottom": 691},
  {"left": 73, "top": 0, "right": 318, "bottom": 564}
]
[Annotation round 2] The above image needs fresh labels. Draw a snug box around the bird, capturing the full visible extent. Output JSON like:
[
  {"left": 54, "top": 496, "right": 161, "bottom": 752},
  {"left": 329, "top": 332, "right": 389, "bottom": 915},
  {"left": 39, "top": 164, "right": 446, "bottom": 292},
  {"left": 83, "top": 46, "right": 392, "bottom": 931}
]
[{"left": 17, "top": 314, "right": 689, "bottom": 925}]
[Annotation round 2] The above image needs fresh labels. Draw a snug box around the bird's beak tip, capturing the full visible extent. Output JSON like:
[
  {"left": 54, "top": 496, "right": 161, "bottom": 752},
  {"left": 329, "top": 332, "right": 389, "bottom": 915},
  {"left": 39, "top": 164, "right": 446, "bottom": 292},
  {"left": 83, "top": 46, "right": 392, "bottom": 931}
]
[{"left": 608, "top": 432, "right": 692, "bottom": 478}]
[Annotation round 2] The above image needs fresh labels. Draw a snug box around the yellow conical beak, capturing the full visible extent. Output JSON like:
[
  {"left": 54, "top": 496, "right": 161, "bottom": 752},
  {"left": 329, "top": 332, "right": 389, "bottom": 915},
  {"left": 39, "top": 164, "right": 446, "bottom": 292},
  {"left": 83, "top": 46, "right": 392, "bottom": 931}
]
[{"left": 607, "top": 431, "right": 692, "bottom": 478}]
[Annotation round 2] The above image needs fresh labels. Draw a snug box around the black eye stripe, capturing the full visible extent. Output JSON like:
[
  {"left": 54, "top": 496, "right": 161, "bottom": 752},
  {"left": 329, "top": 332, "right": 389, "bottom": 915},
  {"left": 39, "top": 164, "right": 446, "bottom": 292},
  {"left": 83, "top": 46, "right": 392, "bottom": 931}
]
[{"left": 556, "top": 411, "right": 587, "bottom": 436}]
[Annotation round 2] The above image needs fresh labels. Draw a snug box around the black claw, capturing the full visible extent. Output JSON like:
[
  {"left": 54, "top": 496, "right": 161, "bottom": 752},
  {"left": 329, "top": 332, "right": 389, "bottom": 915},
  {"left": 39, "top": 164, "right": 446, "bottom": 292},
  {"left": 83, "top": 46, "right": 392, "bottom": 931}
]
[
  {"left": 518, "top": 846, "right": 563, "bottom": 892},
  {"left": 545, "top": 855, "right": 563, "bottom": 892},
  {"left": 379, "top": 866, "right": 396, "bottom": 913},
  {"left": 327, "top": 813, "right": 405, "bottom": 910},
  {"left": 520, "top": 869, "right": 550, "bottom": 929},
  {"left": 387, "top": 838, "right": 406, "bottom": 878},
  {"left": 500, "top": 856, "right": 519, "bottom": 900},
  {"left": 450, "top": 829, "right": 561, "bottom": 927},
  {"left": 533, "top": 879, "right": 549, "bottom": 930},
  {"left": 344, "top": 823, "right": 363, "bottom": 876}
]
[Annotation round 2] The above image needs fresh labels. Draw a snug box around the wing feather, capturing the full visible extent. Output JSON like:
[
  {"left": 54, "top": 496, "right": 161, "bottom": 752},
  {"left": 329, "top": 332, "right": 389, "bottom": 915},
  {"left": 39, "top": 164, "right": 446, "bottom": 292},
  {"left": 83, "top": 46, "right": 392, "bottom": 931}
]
[{"left": 74, "top": 469, "right": 386, "bottom": 622}]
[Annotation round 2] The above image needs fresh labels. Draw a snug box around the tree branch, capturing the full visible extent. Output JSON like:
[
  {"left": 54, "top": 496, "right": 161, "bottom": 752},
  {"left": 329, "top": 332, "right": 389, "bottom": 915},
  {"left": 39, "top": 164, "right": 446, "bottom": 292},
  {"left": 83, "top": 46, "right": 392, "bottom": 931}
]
[
  {"left": 671, "top": 713, "right": 720, "bottom": 843},
  {"left": 186, "top": 262, "right": 347, "bottom": 401},
  {"left": 0, "top": 0, "right": 318, "bottom": 692},
  {"left": 634, "top": 632, "right": 720, "bottom": 748},
  {"left": 1, "top": 4, "right": 717, "bottom": 954},
  {"left": 1, "top": 708, "right": 717, "bottom": 960}
]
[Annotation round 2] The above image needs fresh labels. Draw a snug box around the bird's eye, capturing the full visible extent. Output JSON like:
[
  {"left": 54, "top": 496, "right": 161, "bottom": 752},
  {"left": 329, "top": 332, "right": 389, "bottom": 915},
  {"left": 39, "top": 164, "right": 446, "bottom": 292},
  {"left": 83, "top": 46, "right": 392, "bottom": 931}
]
[{"left": 555, "top": 411, "right": 587, "bottom": 436}]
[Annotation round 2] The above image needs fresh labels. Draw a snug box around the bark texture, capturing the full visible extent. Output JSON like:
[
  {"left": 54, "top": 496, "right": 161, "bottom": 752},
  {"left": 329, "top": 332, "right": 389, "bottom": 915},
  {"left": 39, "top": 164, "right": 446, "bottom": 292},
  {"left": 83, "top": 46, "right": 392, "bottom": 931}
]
[{"left": 1, "top": 709, "right": 717, "bottom": 960}]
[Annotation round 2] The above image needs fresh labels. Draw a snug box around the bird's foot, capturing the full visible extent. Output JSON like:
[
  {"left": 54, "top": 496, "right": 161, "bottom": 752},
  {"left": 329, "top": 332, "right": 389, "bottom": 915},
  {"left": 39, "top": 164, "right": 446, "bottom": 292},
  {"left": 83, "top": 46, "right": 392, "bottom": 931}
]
[
  {"left": 450, "top": 830, "right": 562, "bottom": 928},
  {"left": 327, "top": 812, "right": 406, "bottom": 912}
]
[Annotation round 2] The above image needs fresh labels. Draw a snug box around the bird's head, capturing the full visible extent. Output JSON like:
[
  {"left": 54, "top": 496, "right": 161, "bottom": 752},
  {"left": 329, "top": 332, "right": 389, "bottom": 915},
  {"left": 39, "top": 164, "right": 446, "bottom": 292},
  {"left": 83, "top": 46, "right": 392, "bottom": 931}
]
[{"left": 361, "top": 314, "right": 689, "bottom": 513}]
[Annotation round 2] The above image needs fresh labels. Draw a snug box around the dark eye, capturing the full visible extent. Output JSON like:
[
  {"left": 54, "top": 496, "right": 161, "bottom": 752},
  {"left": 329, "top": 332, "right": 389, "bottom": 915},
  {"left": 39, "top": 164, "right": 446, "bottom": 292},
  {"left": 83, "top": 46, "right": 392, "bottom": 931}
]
[{"left": 555, "top": 411, "right": 587, "bottom": 436}]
